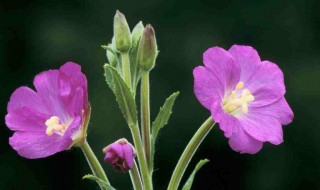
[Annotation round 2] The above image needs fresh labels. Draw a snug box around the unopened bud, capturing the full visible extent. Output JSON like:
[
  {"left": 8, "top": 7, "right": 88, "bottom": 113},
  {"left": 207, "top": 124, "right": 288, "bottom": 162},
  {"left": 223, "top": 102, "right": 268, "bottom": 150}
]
[
  {"left": 137, "top": 24, "right": 158, "bottom": 71},
  {"left": 131, "top": 21, "right": 144, "bottom": 52},
  {"left": 106, "top": 44, "right": 117, "bottom": 67},
  {"left": 114, "top": 10, "right": 132, "bottom": 53},
  {"left": 103, "top": 138, "right": 136, "bottom": 172}
]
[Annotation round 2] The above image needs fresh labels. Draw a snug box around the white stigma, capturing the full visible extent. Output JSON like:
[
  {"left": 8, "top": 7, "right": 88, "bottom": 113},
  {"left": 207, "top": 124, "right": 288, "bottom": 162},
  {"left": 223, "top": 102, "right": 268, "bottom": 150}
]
[
  {"left": 45, "top": 116, "right": 68, "bottom": 136},
  {"left": 223, "top": 81, "right": 255, "bottom": 116}
]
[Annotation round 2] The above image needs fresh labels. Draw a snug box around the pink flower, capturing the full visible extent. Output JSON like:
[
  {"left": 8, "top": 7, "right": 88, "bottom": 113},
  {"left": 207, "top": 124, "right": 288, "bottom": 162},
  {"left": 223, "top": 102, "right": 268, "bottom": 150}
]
[
  {"left": 5, "top": 62, "right": 88, "bottom": 159},
  {"left": 103, "top": 138, "right": 136, "bottom": 172},
  {"left": 193, "top": 45, "right": 294, "bottom": 154}
]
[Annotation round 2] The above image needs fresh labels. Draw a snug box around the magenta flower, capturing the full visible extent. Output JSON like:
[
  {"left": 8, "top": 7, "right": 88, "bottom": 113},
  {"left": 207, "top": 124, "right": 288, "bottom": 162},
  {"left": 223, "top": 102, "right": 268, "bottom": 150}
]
[
  {"left": 103, "top": 138, "right": 136, "bottom": 172},
  {"left": 5, "top": 62, "right": 88, "bottom": 159},
  {"left": 193, "top": 45, "right": 294, "bottom": 154}
]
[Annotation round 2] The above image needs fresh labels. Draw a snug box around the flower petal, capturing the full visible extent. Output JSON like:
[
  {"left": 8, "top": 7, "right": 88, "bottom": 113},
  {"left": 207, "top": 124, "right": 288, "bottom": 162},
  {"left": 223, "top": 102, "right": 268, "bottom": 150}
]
[
  {"left": 33, "top": 70, "right": 68, "bottom": 121},
  {"left": 228, "top": 45, "right": 261, "bottom": 84},
  {"left": 240, "top": 113, "right": 283, "bottom": 145},
  {"left": 250, "top": 97, "right": 294, "bottom": 125},
  {"left": 5, "top": 107, "right": 48, "bottom": 132},
  {"left": 217, "top": 111, "right": 239, "bottom": 138},
  {"left": 203, "top": 47, "right": 240, "bottom": 92},
  {"left": 7, "top": 86, "right": 48, "bottom": 114},
  {"left": 122, "top": 143, "right": 134, "bottom": 168},
  {"left": 247, "top": 61, "right": 286, "bottom": 107},
  {"left": 60, "top": 62, "right": 88, "bottom": 109},
  {"left": 193, "top": 66, "right": 223, "bottom": 109},
  {"left": 9, "top": 131, "right": 68, "bottom": 159},
  {"left": 228, "top": 125, "right": 263, "bottom": 154}
]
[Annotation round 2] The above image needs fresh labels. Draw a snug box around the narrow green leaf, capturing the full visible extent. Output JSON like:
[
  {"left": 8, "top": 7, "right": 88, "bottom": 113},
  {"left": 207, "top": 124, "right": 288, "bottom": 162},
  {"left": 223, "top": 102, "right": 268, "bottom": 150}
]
[
  {"left": 182, "top": 159, "right": 210, "bottom": 190},
  {"left": 83, "top": 174, "right": 116, "bottom": 190},
  {"left": 104, "top": 64, "right": 115, "bottom": 92},
  {"left": 151, "top": 92, "right": 179, "bottom": 170},
  {"left": 104, "top": 65, "right": 138, "bottom": 125}
]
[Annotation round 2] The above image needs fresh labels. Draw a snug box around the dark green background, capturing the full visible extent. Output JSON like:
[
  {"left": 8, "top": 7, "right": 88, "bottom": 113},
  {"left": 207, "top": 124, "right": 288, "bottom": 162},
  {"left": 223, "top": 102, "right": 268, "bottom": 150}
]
[{"left": 1, "top": 0, "right": 319, "bottom": 189}]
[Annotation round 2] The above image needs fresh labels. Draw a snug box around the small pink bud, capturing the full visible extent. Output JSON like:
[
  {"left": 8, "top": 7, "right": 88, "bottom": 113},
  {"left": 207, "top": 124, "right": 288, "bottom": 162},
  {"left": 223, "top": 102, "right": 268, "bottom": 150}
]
[{"left": 103, "top": 138, "right": 136, "bottom": 172}]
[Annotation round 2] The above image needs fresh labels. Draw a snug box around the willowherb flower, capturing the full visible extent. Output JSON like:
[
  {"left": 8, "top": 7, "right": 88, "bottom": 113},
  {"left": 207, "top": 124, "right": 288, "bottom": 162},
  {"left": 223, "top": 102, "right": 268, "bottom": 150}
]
[
  {"left": 193, "top": 45, "right": 294, "bottom": 154},
  {"left": 103, "top": 138, "right": 136, "bottom": 172},
  {"left": 5, "top": 62, "right": 89, "bottom": 159}
]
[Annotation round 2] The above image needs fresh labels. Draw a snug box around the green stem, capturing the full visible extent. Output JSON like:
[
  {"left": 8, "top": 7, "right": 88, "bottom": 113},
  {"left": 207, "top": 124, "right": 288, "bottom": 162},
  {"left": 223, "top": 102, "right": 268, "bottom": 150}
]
[
  {"left": 122, "top": 52, "right": 132, "bottom": 88},
  {"left": 129, "top": 160, "right": 144, "bottom": 190},
  {"left": 141, "top": 71, "right": 151, "bottom": 170},
  {"left": 167, "top": 117, "right": 215, "bottom": 190},
  {"left": 130, "top": 123, "right": 153, "bottom": 190},
  {"left": 81, "top": 141, "right": 110, "bottom": 187}
]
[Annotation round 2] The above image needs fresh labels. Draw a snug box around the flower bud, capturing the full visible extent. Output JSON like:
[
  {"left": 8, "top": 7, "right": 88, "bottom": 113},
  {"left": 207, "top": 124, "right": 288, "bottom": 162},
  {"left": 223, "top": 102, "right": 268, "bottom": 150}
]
[
  {"left": 137, "top": 24, "right": 158, "bottom": 71},
  {"left": 131, "top": 21, "right": 144, "bottom": 52},
  {"left": 106, "top": 43, "right": 117, "bottom": 67},
  {"left": 114, "top": 10, "right": 132, "bottom": 53},
  {"left": 103, "top": 138, "right": 136, "bottom": 172}
]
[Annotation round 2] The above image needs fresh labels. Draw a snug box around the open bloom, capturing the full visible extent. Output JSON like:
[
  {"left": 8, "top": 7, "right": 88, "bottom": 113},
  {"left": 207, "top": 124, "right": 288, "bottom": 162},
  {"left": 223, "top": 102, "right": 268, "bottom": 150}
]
[
  {"left": 193, "top": 45, "right": 293, "bottom": 154},
  {"left": 103, "top": 138, "right": 136, "bottom": 172},
  {"left": 5, "top": 62, "right": 88, "bottom": 159}
]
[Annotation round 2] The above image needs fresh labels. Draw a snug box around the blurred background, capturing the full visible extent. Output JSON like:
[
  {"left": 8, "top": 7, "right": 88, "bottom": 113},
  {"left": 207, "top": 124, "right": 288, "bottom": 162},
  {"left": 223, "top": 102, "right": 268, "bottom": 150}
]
[{"left": 1, "top": 0, "right": 319, "bottom": 189}]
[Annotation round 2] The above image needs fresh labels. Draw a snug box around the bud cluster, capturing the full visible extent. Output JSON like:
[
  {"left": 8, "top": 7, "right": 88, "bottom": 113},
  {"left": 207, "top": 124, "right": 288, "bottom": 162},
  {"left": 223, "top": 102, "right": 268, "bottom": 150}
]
[{"left": 104, "top": 10, "right": 158, "bottom": 92}]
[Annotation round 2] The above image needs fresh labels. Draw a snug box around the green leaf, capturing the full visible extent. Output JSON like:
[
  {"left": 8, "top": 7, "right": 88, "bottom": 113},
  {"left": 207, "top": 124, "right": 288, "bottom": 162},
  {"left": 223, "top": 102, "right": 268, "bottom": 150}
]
[
  {"left": 182, "top": 159, "right": 210, "bottom": 190},
  {"left": 104, "top": 65, "right": 138, "bottom": 125},
  {"left": 104, "top": 64, "right": 115, "bottom": 92},
  {"left": 151, "top": 92, "right": 179, "bottom": 170},
  {"left": 83, "top": 174, "right": 116, "bottom": 190}
]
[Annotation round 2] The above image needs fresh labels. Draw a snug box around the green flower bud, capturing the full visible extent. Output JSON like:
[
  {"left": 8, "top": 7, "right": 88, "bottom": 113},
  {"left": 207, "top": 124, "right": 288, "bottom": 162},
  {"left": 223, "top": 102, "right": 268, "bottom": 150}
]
[
  {"left": 106, "top": 43, "right": 117, "bottom": 67},
  {"left": 131, "top": 21, "right": 144, "bottom": 52},
  {"left": 114, "top": 10, "right": 131, "bottom": 53},
  {"left": 137, "top": 24, "right": 158, "bottom": 71}
]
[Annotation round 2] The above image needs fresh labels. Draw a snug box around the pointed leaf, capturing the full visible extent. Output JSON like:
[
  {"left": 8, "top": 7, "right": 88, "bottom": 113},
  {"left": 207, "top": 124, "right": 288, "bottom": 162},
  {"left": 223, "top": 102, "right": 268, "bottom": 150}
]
[
  {"left": 151, "top": 92, "right": 179, "bottom": 171},
  {"left": 83, "top": 174, "right": 116, "bottom": 190},
  {"left": 104, "top": 65, "right": 138, "bottom": 125},
  {"left": 182, "top": 159, "right": 209, "bottom": 190},
  {"left": 152, "top": 91, "right": 179, "bottom": 142}
]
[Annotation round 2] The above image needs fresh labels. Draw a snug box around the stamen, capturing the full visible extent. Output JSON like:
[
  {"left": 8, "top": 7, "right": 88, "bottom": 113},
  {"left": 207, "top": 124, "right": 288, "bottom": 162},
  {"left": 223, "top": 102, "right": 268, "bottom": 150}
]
[
  {"left": 45, "top": 116, "right": 68, "bottom": 136},
  {"left": 236, "top": 81, "right": 244, "bottom": 90},
  {"left": 223, "top": 82, "right": 254, "bottom": 116}
]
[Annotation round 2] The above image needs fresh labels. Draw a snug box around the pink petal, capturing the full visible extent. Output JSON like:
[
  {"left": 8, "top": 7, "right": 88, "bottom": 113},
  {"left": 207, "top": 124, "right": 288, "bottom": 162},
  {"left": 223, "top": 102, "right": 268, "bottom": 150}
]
[
  {"left": 240, "top": 113, "right": 283, "bottom": 145},
  {"left": 122, "top": 143, "right": 134, "bottom": 168},
  {"left": 228, "top": 45, "right": 261, "bottom": 84},
  {"left": 60, "top": 62, "right": 88, "bottom": 109},
  {"left": 9, "top": 131, "right": 67, "bottom": 159},
  {"left": 33, "top": 70, "right": 67, "bottom": 120},
  {"left": 228, "top": 124, "right": 263, "bottom": 154},
  {"left": 7, "top": 86, "right": 48, "bottom": 114},
  {"left": 9, "top": 116, "right": 81, "bottom": 159},
  {"left": 203, "top": 47, "right": 240, "bottom": 92},
  {"left": 250, "top": 97, "right": 294, "bottom": 125},
  {"left": 193, "top": 66, "right": 223, "bottom": 110},
  {"left": 5, "top": 107, "right": 48, "bottom": 132},
  {"left": 247, "top": 61, "right": 285, "bottom": 107}
]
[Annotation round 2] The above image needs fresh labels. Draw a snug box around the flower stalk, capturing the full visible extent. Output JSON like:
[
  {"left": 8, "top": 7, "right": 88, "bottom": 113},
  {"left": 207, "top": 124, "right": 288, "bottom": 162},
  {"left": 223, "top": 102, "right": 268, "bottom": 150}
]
[
  {"left": 80, "top": 141, "right": 110, "bottom": 186},
  {"left": 130, "top": 123, "right": 153, "bottom": 190},
  {"left": 141, "top": 71, "right": 152, "bottom": 169},
  {"left": 129, "top": 160, "right": 144, "bottom": 190},
  {"left": 167, "top": 117, "right": 215, "bottom": 190},
  {"left": 121, "top": 52, "right": 132, "bottom": 88}
]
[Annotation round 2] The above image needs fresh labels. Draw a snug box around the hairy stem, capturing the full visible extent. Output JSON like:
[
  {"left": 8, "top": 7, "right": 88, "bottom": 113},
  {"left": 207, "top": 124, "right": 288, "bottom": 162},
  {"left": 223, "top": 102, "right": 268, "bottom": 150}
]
[
  {"left": 130, "top": 123, "right": 153, "bottom": 190},
  {"left": 167, "top": 117, "right": 215, "bottom": 190},
  {"left": 121, "top": 52, "right": 132, "bottom": 88},
  {"left": 141, "top": 71, "right": 151, "bottom": 170},
  {"left": 129, "top": 160, "right": 144, "bottom": 190},
  {"left": 81, "top": 141, "right": 109, "bottom": 188}
]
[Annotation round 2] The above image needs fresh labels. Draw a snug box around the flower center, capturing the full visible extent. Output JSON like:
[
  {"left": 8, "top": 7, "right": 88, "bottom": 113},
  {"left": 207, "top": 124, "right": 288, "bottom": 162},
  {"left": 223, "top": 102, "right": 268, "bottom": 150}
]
[
  {"left": 223, "top": 81, "right": 255, "bottom": 116},
  {"left": 45, "top": 116, "right": 69, "bottom": 136}
]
